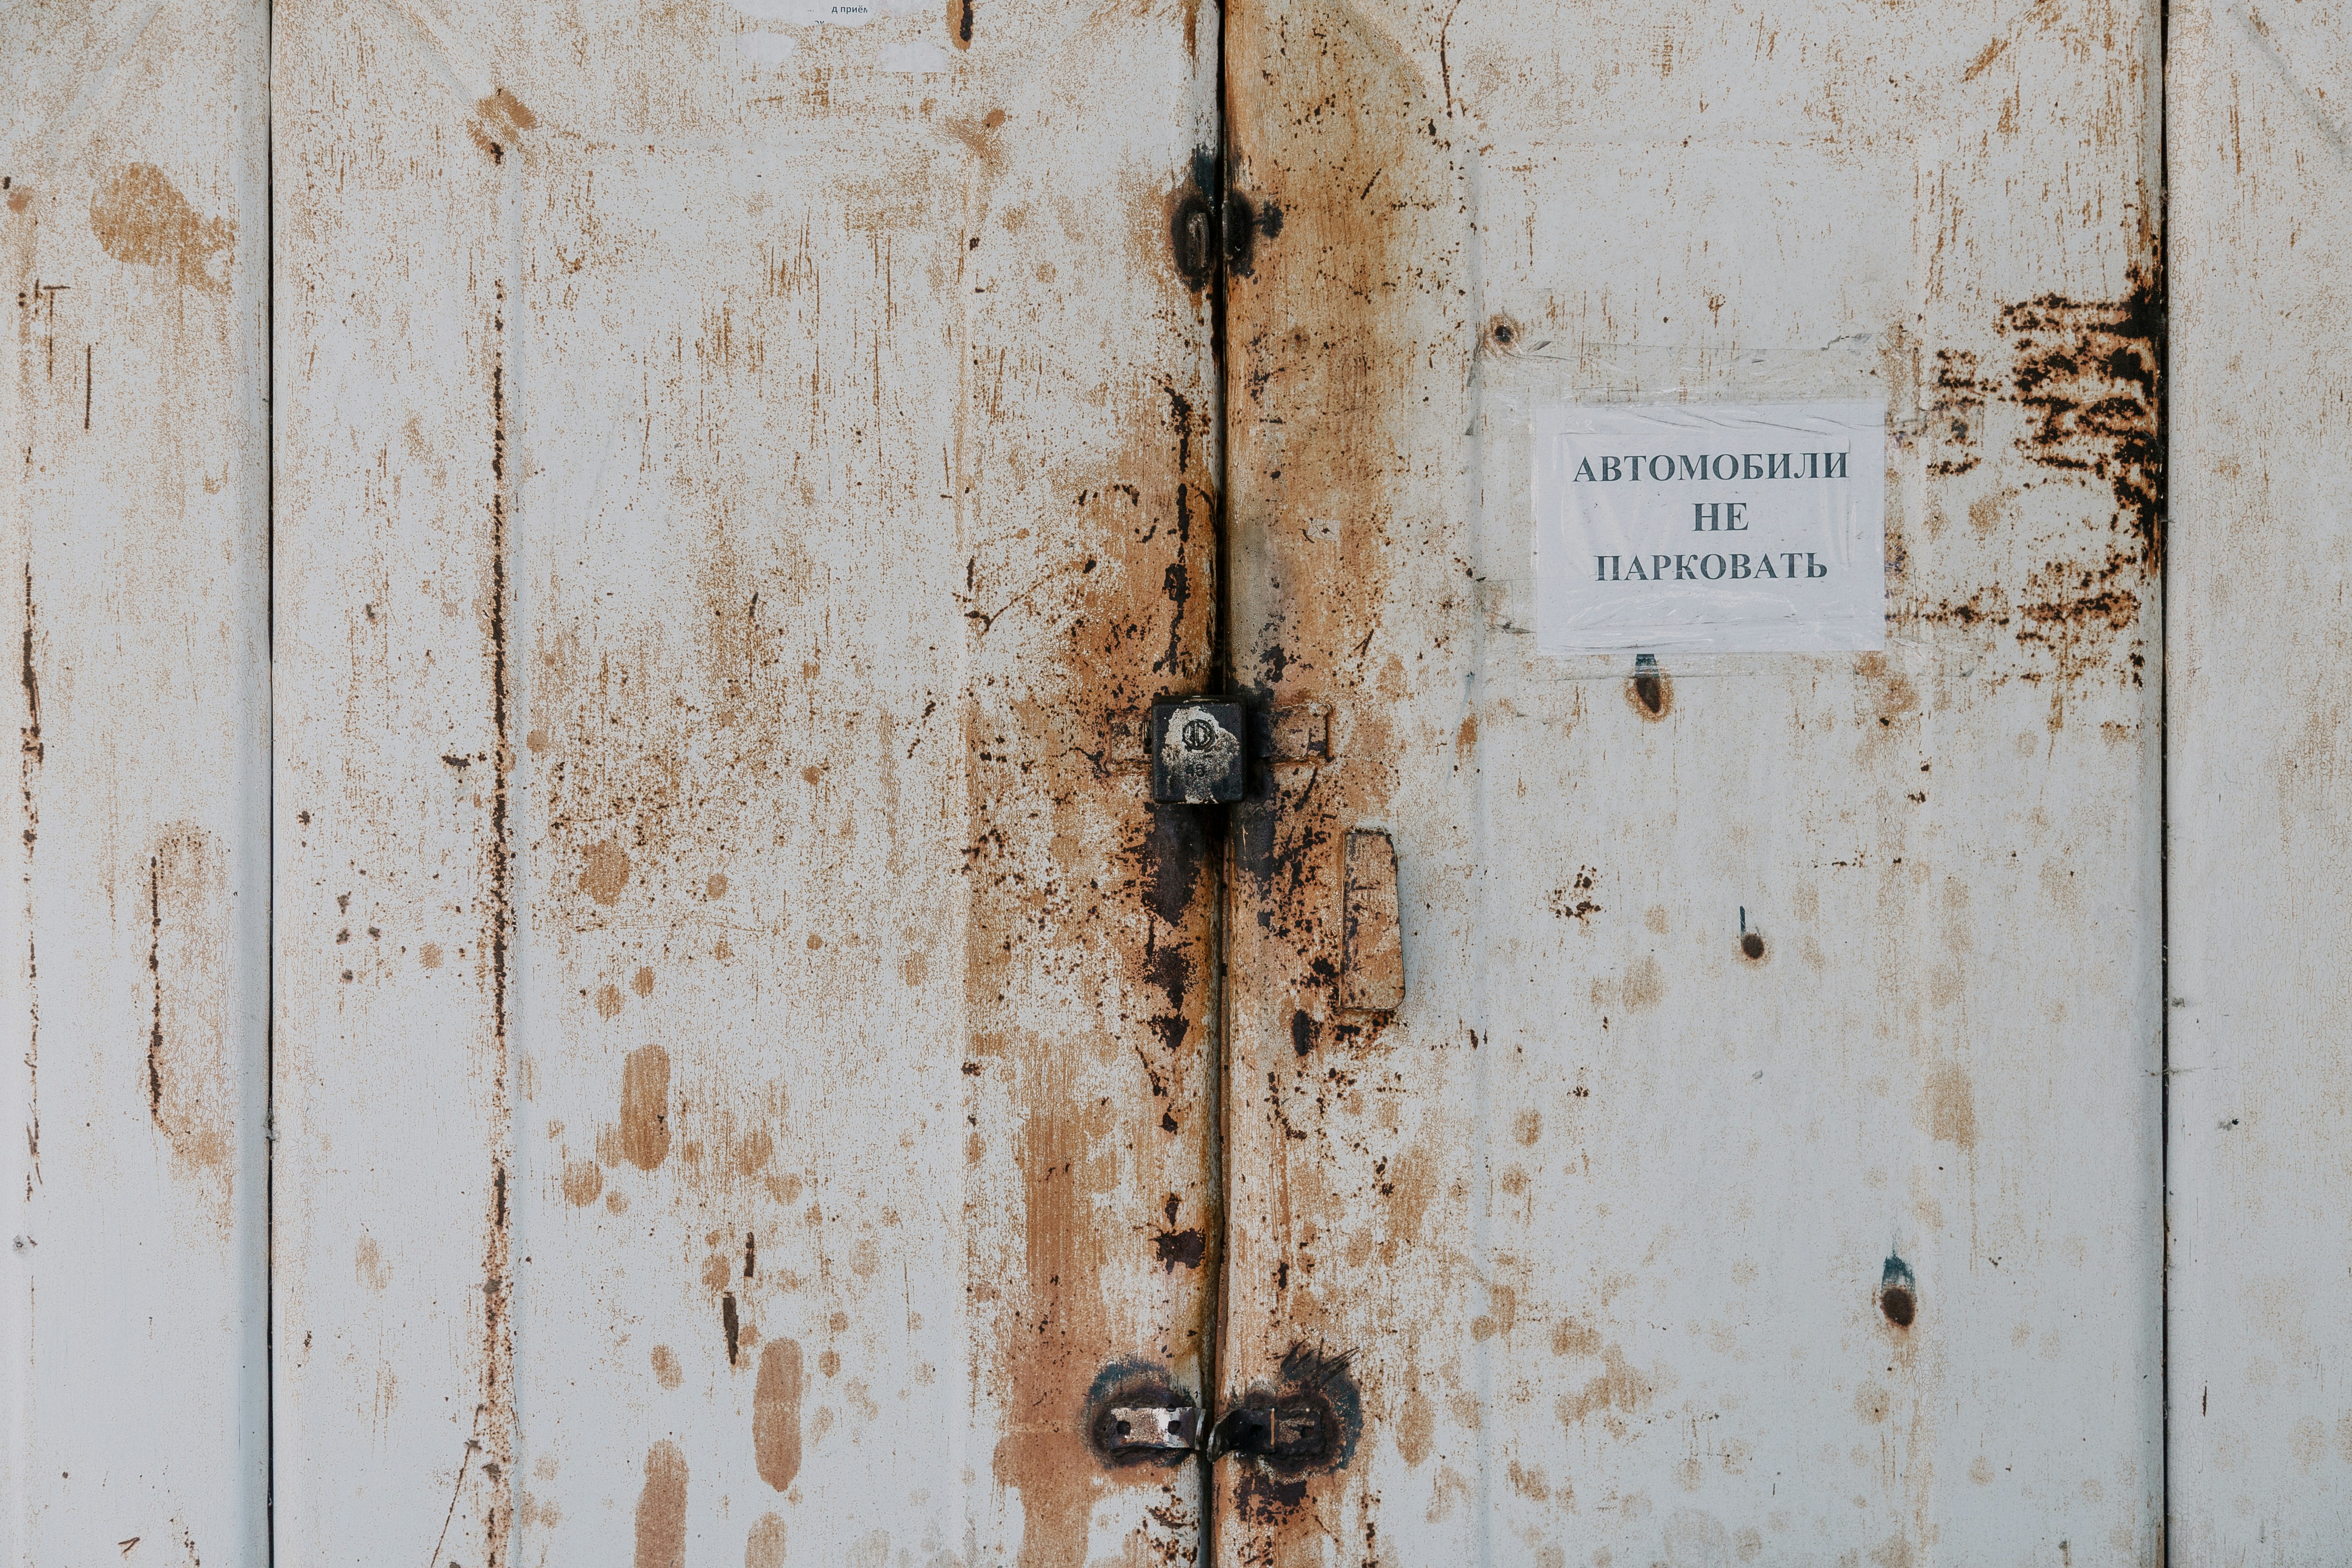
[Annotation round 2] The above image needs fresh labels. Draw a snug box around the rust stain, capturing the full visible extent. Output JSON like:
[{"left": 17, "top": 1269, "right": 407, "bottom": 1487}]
[
  {"left": 618, "top": 1045, "right": 671, "bottom": 1169},
  {"left": 420, "top": 942, "right": 445, "bottom": 969},
  {"left": 1551, "top": 1319, "right": 1600, "bottom": 1356},
  {"left": 744, "top": 1515, "right": 787, "bottom": 1568},
  {"left": 1555, "top": 1344, "right": 1658, "bottom": 1426},
  {"left": 1924, "top": 349, "right": 1993, "bottom": 477},
  {"left": 632, "top": 964, "right": 655, "bottom": 997},
  {"left": 1549, "top": 867, "right": 1599, "bottom": 922},
  {"left": 146, "top": 826, "right": 231, "bottom": 1203},
  {"left": 1591, "top": 953, "right": 1664, "bottom": 1013},
  {"left": 948, "top": 0, "right": 973, "bottom": 47},
  {"left": 1920, "top": 1062, "right": 1978, "bottom": 1148},
  {"left": 467, "top": 89, "right": 539, "bottom": 162},
  {"left": 355, "top": 1236, "right": 390, "bottom": 1292},
  {"left": 595, "top": 982, "right": 625, "bottom": 1019},
  {"left": 481, "top": 88, "right": 537, "bottom": 133},
  {"left": 1626, "top": 666, "right": 1673, "bottom": 720},
  {"left": 581, "top": 838, "right": 632, "bottom": 905},
  {"left": 89, "top": 164, "right": 233, "bottom": 293},
  {"left": 6, "top": 188, "right": 29, "bottom": 214},
  {"left": 1395, "top": 1387, "right": 1434, "bottom": 1464},
  {"left": 631, "top": 1441, "right": 688, "bottom": 1568},
  {"left": 752, "top": 1339, "right": 803, "bottom": 1490},
  {"left": 1879, "top": 1255, "right": 1920, "bottom": 1332},
  {"left": 2000, "top": 276, "right": 2163, "bottom": 567},
  {"left": 651, "top": 1345, "right": 682, "bottom": 1389},
  {"left": 560, "top": 1160, "right": 602, "bottom": 1206}
]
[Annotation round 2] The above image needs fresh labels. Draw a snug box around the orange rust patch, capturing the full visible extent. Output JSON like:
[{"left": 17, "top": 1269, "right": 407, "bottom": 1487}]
[
  {"left": 595, "top": 982, "right": 625, "bottom": 1019},
  {"left": 633, "top": 965, "right": 655, "bottom": 998},
  {"left": 2000, "top": 278, "right": 2163, "bottom": 567},
  {"left": 1395, "top": 1387, "right": 1434, "bottom": 1465},
  {"left": 480, "top": 88, "right": 537, "bottom": 133},
  {"left": 733, "top": 1127, "right": 774, "bottom": 1174},
  {"left": 419, "top": 942, "right": 444, "bottom": 970},
  {"left": 147, "top": 826, "right": 233, "bottom": 1214},
  {"left": 631, "top": 1441, "right": 687, "bottom": 1568},
  {"left": 752, "top": 1339, "right": 803, "bottom": 1490},
  {"left": 1626, "top": 668, "right": 1673, "bottom": 720},
  {"left": 560, "top": 1160, "right": 603, "bottom": 1206},
  {"left": 618, "top": 1046, "right": 672, "bottom": 1169},
  {"left": 354, "top": 1236, "right": 390, "bottom": 1292},
  {"left": 6, "top": 188, "right": 30, "bottom": 214},
  {"left": 1920, "top": 1062, "right": 1978, "bottom": 1148},
  {"left": 1556, "top": 1344, "right": 1657, "bottom": 1425},
  {"left": 745, "top": 1515, "right": 787, "bottom": 1568},
  {"left": 468, "top": 89, "right": 539, "bottom": 161},
  {"left": 581, "top": 838, "right": 632, "bottom": 905},
  {"left": 89, "top": 164, "right": 233, "bottom": 293},
  {"left": 1551, "top": 1319, "right": 1601, "bottom": 1357}
]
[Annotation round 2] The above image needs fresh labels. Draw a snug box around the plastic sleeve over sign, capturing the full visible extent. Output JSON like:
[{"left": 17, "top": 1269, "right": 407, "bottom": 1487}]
[{"left": 1530, "top": 401, "right": 1888, "bottom": 656}]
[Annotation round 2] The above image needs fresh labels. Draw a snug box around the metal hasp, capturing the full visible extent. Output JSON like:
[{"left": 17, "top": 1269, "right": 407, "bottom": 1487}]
[
  {"left": 1104, "top": 1404, "right": 1204, "bottom": 1453},
  {"left": 1209, "top": 1400, "right": 1332, "bottom": 1462},
  {"left": 1150, "top": 699, "right": 1247, "bottom": 804}
]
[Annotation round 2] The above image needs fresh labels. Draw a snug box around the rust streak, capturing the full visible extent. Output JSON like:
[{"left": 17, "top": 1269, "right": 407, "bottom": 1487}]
[
  {"left": 631, "top": 1442, "right": 688, "bottom": 1568},
  {"left": 752, "top": 1339, "right": 804, "bottom": 1490}
]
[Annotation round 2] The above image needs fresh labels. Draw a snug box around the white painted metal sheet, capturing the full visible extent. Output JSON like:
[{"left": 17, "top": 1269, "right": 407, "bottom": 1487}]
[
  {"left": 1217, "top": 0, "right": 2163, "bottom": 1559},
  {"left": 1, "top": 3, "right": 272, "bottom": 1563},
  {"left": 2168, "top": 0, "right": 2352, "bottom": 1558},
  {"left": 272, "top": 0, "right": 1223, "bottom": 1561}
]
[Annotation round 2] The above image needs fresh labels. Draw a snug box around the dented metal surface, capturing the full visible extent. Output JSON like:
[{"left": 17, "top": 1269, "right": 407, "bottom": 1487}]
[
  {"left": 2, "top": 5, "right": 271, "bottom": 1564},
  {"left": 1216, "top": 0, "right": 2163, "bottom": 1559},
  {"left": 2167, "top": 0, "right": 2352, "bottom": 1559},
  {"left": 273, "top": 0, "right": 1219, "bottom": 1561}
]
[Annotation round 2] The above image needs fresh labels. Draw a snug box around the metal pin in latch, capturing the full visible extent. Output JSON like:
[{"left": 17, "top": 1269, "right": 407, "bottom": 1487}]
[{"left": 1207, "top": 1401, "right": 1327, "bottom": 1460}]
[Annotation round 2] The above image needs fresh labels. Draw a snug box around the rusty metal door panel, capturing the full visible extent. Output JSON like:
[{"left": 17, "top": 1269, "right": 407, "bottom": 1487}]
[
  {"left": 272, "top": 0, "right": 1220, "bottom": 1560},
  {"left": 1216, "top": 0, "right": 2162, "bottom": 1559},
  {"left": 1, "top": 4, "right": 272, "bottom": 1563},
  {"left": 2167, "top": 2, "right": 2352, "bottom": 1559}
]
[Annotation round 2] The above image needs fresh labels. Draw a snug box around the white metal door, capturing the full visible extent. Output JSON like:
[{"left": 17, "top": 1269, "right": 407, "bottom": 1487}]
[
  {"left": 270, "top": 0, "right": 1221, "bottom": 1559},
  {"left": 3, "top": 6, "right": 272, "bottom": 1563},
  {"left": 34, "top": 0, "right": 2352, "bottom": 1560},
  {"left": 1214, "top": 0, "right": 2164, "bottom": 1559},
  {"left": 2168, "top": 0, "right": 2352, "bottom": 1559}
]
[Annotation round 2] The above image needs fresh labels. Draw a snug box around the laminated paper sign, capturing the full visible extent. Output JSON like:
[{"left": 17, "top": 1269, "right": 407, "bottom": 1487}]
[{"left": 1532, "top": 401, "right": 1886, "bottom": 654}]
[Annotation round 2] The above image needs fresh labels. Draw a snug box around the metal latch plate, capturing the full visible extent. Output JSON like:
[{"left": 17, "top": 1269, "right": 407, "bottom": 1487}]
[
  {"left": 1150, "top": 700, "right": 1246, "bottom": 804},
  {"left": 1106, "top": 1404, "right": 1203, "bottom": 1452}
]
